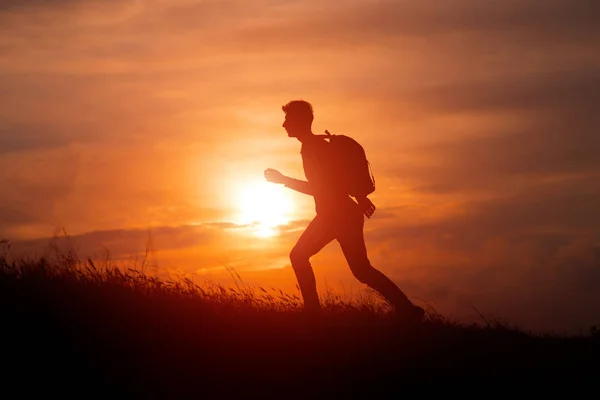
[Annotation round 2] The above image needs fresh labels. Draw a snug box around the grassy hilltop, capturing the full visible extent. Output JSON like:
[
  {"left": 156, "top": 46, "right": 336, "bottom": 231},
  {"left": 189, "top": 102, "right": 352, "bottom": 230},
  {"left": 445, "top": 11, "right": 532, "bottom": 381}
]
[{"left": 1, "top": 244, "right": 598, "bottom": 397}]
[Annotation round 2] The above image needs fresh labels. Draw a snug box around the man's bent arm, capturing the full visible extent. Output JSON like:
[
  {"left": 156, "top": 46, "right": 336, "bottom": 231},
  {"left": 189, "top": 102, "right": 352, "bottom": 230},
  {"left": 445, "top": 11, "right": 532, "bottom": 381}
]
[{"left": 283, "top": 177, "right": 313, "bottom": 196}]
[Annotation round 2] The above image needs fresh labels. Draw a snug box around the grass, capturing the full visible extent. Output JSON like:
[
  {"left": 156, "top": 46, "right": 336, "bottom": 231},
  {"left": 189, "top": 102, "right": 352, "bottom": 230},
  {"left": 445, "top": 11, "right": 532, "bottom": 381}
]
[{"left": 1, "top": 239, "right": 598, "bottom": 397}]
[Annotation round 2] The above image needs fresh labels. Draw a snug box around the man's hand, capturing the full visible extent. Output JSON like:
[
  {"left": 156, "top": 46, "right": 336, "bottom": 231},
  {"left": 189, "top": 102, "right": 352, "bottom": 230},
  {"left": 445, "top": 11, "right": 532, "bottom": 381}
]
[
  {"left": 264, "top": 168, "right": 287, "bottom": 184},
  {"left": 357, "top": 196, "right": 376, "bottom": 218}
]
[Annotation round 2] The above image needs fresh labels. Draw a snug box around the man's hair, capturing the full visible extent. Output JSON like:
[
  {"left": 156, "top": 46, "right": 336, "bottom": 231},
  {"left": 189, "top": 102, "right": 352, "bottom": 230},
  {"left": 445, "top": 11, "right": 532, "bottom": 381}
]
[{"left": 282, "top": 100, "right": 314, "bottom": 124}]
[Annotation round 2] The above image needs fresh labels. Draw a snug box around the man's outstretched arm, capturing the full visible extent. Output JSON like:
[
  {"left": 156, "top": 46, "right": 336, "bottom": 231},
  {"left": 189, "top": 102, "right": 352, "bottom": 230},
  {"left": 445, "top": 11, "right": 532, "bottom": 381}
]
[
  {"left": 282, "top": 177, "right": 313, "bottom": 195},
  {"left": 264, "top": 168, "right": 313, "bottom": 195}
]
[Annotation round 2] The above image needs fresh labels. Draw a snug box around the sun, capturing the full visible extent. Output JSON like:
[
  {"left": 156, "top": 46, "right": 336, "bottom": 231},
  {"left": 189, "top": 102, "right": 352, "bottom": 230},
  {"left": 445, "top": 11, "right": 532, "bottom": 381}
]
[{"left": 236, "top": 181, "right": 295, "bottom": 237}]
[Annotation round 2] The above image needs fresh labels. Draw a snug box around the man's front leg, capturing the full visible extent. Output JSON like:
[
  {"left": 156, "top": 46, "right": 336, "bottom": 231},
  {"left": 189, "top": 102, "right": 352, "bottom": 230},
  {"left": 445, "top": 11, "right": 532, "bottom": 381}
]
[{"left": 289, "top": 255, "right": 321, "bottom": 312}]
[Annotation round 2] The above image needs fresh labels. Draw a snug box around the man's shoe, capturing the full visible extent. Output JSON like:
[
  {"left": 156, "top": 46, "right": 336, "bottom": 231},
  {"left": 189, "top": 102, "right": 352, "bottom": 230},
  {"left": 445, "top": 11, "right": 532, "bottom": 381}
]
[
  {"left": 409, "top": 305, "right": 425, "bottom": 323},
  {"left": 395, "top": 304, "right": 425, "bottom": 324}
]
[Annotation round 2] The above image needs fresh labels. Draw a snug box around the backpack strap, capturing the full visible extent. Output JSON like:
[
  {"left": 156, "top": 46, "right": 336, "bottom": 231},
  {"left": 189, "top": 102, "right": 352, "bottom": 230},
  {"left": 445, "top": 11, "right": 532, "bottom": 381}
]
[{"left": 315, "top": 130, "right": 333, "bottom": 139}]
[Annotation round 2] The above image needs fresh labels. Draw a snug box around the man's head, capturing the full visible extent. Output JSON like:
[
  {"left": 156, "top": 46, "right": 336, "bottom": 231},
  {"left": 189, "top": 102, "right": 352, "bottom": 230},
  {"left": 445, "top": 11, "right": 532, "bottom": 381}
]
[{"left": 282, "top": 100, "right": 313, "bottom": 139}]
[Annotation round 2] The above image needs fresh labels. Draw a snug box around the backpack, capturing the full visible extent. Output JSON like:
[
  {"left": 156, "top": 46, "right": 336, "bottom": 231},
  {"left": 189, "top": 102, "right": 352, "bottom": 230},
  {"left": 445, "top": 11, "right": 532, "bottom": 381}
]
[{"left": 318, "top": 130, "right": 376, "bottom": 198}]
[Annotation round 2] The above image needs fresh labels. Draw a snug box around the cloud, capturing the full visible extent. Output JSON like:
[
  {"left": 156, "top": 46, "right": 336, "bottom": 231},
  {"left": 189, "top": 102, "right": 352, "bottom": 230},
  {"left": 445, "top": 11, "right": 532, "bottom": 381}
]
[
  {"left": 402, "top": 129, "right": 600, "bottom": 197},
  {"left": 0, "top": 0, "right": 79, "bottom": 11},
  {"left": 406, "top": 68, "right": 600, "bottom": 115},
  {"left": 9, "top": 222, "right": 246, "bottom": 260},
  {"left": 0, "top": 124, "right": 74, "bottom": 154},
  {"left": 372, "top": 65, "right": 600, "bottom": 202},
  {"left": 359, "top": 180, "right": 600, "bottom": 333},
  {"left": 228, "top": 0, "right": 600, "bottom": 50}
]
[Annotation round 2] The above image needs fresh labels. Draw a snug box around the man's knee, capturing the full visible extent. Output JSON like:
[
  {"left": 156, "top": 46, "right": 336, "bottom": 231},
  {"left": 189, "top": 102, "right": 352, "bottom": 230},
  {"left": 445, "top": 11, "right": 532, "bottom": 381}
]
[
  {"left": 350, "top": 264, "right": 376, "bottom": 284},
  {"left": 289, "top": 247, "right": 309, "bottom": 269}
]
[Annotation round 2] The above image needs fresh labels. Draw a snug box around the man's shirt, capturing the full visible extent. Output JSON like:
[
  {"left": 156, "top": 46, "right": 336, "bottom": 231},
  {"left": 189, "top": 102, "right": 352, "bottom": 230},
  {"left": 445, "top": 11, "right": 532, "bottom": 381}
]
[{"left": 297, "top": 135, "right": 356, "bottom": 217}]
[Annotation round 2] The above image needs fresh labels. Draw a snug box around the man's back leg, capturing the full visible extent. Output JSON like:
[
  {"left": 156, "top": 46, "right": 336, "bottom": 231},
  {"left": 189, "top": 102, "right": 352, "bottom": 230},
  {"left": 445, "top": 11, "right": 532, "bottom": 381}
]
[{"left": 337, "top": 215, "right": 424, "bottom": 322}]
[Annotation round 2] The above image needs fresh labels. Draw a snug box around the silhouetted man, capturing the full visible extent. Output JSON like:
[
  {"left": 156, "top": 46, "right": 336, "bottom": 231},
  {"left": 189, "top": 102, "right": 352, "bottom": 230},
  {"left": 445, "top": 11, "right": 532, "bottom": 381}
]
[{"left": 265, "top": 100, "right": 424, "bottom": 322}]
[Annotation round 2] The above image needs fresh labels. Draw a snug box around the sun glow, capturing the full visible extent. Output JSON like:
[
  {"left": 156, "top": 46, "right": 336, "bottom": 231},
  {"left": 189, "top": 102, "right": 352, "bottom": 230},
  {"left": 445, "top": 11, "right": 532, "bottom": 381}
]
[{"left": 236, "top": 181, "right": 295, "bottom": 237}]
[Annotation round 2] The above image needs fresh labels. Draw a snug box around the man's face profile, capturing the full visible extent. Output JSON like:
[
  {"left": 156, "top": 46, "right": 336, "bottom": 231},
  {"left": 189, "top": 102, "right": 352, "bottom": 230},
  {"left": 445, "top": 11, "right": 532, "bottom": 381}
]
[{"left": 282, "top": 113, "right": 305, "bottom": 138}]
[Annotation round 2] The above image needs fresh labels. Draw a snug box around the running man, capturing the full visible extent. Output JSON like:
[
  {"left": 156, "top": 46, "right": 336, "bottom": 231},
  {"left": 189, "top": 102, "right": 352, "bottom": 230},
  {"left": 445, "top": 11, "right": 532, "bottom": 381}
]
[{"left": 265, "top": 100, "right": 424, "bottom": 322}]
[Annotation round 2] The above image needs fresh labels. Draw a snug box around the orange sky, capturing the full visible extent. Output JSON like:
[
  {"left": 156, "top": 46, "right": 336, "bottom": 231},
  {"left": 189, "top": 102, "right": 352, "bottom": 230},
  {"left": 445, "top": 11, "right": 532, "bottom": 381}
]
[{"left": 1, "top": 0, "right": 599, "bottom": 333}]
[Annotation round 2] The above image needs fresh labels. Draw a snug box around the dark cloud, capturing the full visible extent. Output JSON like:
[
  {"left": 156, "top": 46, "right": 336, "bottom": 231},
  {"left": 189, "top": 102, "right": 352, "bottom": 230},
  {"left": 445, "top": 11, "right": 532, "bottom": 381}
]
[
  {"left": 157, "top": 0, "right": 281, "bottom": 32},
  {"left": 371, "top": 175, "right": 600, "bottom": 252},
  {"left": 0, "top": 0, "right": 76, "bottom": 11},
  {"left": 0, "top": 205, "right": 38, "bottom": 227},
  {"left": 0, "top": 124, "right": 73, "bottom": 154},
  {"left": 409, "top": 68, "right": 600, "bottom": 115},
  {"left": 8, "top": 223, "right": 237, "bottom": 260},
  {"left": 0, "top": 142, "right": 81, "bottom": 237},
  {"left": 364, "top": 196, "right": 600, "bottom": 333},
  {"left": 0, "top": 0, "right": 122, "bottom": 12},
  {"left": 380, "top": 67, "right": 600, "bottom": 195},
  {"left": 404, "top": 127, "right": 600, "bottom": 195},
  {"left": 364, "top": 130, "right": 600, "bottom": 331},
  {"left": 233, "top": 0, "right": 600, "bottom": 49}
]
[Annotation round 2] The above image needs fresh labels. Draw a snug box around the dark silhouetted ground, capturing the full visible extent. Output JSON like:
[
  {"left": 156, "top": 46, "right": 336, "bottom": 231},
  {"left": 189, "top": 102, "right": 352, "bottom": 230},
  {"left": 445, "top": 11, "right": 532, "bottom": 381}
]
[{"left": 1, "top": 251, "right": 598, "bottom": 397}]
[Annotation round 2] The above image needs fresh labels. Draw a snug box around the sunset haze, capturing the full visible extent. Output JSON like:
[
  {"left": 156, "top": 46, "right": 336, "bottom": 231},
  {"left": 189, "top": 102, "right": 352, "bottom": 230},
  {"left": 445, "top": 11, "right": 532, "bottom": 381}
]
[{"left": 1, "top": 0, "right": 599, "bottom": 333}]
